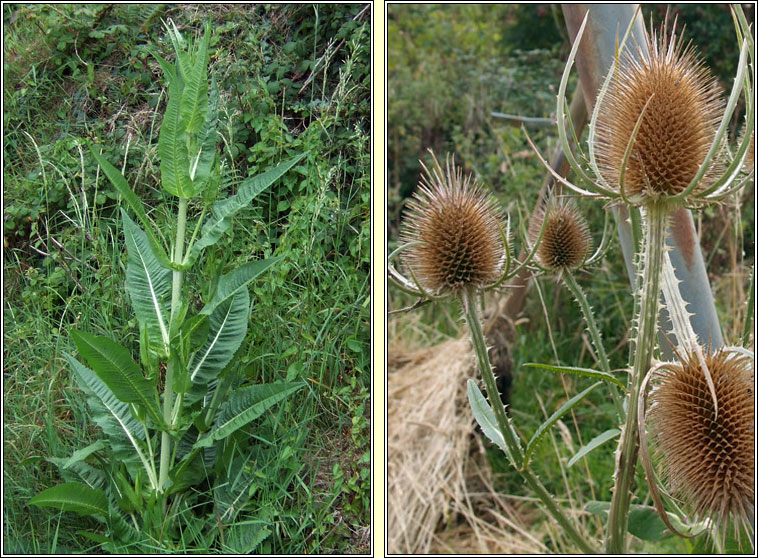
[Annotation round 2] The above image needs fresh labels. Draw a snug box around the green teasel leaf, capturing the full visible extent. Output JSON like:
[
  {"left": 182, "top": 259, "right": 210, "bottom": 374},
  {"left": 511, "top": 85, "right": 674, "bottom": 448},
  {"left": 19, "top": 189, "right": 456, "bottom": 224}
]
[
  {"left": 122, "top": 209, "right": 171, "bottom": 354},
  {"left": 585, "top": 501, "right": 674, "bottom": 542},
  {"left": 66, "top": 355, "right": 157, "bottom": 487},
  {"left": 188, "top": 289, "right": 249, "bottom": 388},
  {"left": 179, "top": 25, "right": 210, "bottom": 135},
  {"left": 523, "top": 362, "right": 626, "bottom": 389},
  {"left": 466, "top": 380, "right": 520, "bottom": 467},
  {"left": 148, "top": 48, "right": 178, "bottom": 90},
  {"left": 201, "top": 258, "right": 281, "bottom": 316},
  {"left": 46, "top": 456, "right": 106, "bottom": 490},
  {"left": 62, "top": 440, "right": 106, "bottom": 469},
  {"left": 167, "top": 440, "right": 206, "bottom": 495},
  {"left": 202, "top": 153, "right": 221, "bottom": 207},
  {"left": 190, "top": 76, "right": 219, "bottom": 192},
  {"left": 184, "top": 153, "right": 306, "bottom": 266},
  {"left": 29, "top": 482, "right": 108, "bottom": 517},
  {"left": 181, "top": 314, "right": 211, "bottom": 352},
  {"left": 209, "top": 153, "right": 307, "bottom": 224},
  {"left": 67, "top": 355, "right": 146, "bottom": 447},
  {"left": 166, "top": 20, "right": 192, "bottom": 85},
  {"left": 203, "top": 382, "right": 305, "bottom": 444},
  {"left": 90, "top": 148, "right": 172, "bottom": 268},
  {"left": 76, "top": 530, "right": 113, "bottom": 545},
  {"left": 524, "top": 381, "right": 602, "bottom": 466},
  {"left": 567, "top": 428, "right": 620, "bottom": 468},
  {"left": 159, "top": 76, "right": 194, "bottom": 198},
  {"left": 71, "top": 330, "right": 164, "bottom": 428},
  {"left": 223, "top": 522, "right": 272, "bottom": 554}
]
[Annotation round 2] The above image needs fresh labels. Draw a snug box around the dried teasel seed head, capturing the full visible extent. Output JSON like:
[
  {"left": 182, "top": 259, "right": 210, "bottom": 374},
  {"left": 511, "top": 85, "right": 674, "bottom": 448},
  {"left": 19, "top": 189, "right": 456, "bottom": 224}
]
[
  {"left": 399, "top": 153, "right": 505, "bottom": 295},
  {"left": 594, "top": 21, "right": 725, "bottom": 200},
  {"left": 647, "top": 348, "right": 755, "bottom": 538},
  {"left": 529, "top": 199, "right": 591, "bottom": 271}
]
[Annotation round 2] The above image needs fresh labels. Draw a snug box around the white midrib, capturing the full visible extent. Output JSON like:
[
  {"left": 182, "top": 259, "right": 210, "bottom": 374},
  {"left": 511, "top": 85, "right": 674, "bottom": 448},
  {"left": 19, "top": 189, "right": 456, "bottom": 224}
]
[{"left": 189, "top": 302, "right": 233, "bottom": 383}]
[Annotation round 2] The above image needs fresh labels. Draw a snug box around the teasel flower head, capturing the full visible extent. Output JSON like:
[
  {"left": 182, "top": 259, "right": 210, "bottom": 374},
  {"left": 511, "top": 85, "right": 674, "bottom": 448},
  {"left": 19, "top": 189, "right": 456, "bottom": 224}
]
[
  {"left": 530, "top": 8, "right": 754, "bottom": 208},
  {"left": 642, "top": 346, "right": 755, "bottom": 545},
  {"left": 593, "top": 21, "right": 725, "bottom": 202},
  {"left": 396, "top": 152, "right": 507, "bottom": 297},
  {"left": 529, "top": 198, "right": 592, "bottom": 271}
]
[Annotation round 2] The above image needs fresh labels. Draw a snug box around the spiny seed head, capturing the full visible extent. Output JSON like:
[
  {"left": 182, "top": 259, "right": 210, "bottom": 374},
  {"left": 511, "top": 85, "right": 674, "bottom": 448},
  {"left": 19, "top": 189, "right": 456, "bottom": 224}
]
[
  {"left": 399, "top": 153, "right": 505, "bottom": 295},
  {"left": 594, "top": 22, "right": 725, "bottom": 200},
  {"left": 647, "top": 348, "right": 754, "bottom": 537},
  {"left": 529, "top": 199, "right": 591, "bottom": 270}
]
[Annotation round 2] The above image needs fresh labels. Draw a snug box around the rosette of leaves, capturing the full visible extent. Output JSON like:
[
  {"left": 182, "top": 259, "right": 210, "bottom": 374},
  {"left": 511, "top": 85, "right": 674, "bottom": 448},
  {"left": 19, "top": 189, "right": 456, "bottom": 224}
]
[{"left": 29, "top": 21, "right": 306, "bottom": 551}]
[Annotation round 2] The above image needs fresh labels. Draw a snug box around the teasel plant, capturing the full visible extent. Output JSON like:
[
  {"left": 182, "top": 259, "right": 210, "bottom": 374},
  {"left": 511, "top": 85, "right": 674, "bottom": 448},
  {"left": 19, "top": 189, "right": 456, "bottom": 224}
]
[
  {"left": 525, "top": 5, "right": 754, "bottom": 553},
  {"left": 389, "top": 151, "right": 600, "bottom": 554},
  {"left": 28, "top": 22, "right": 306, "bottom": 550},
  {"left": 522, "top": 197, "right": 626, "bottom": 421}
]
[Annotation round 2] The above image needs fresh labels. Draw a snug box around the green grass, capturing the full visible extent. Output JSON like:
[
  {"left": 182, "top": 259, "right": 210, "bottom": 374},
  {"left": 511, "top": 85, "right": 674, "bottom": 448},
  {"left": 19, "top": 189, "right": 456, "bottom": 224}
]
[{"left": 4, "top": 4, "right": 369, "bottom": 554}]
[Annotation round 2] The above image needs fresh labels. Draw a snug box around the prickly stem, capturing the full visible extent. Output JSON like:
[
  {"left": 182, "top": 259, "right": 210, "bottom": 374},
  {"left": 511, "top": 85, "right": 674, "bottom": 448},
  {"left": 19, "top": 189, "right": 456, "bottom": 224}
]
[{"left": 606, "top": 201, "right": 668, "bottom": 553}]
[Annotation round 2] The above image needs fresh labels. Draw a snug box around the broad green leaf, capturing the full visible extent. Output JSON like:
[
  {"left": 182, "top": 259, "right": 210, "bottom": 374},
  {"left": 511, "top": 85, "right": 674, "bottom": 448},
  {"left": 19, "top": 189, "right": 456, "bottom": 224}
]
[
  {"left": 523, "top": 362, "right": 626, "bottom": 389},
  {"left": 67, "top": 355, "right": 157, "bottom": 488},
  {"left": 190, "top": 76, "right": 219, "bottom": 193},
  {"left": 147, "top": 48, "right": 177, "bottom": 90},
  {"left": 185, "top": 153, "right": 306, "bottom": 266},
  {"left": 122, "top": 209, "right": 171, "bottom": 354},
  {"left": 200, "top": 258, "right": 281, "bottom": 316},
  {"left": 188, "top": 289, "right": 249, "bottom": 389},
  {"left": 62, "top": 440, "right": 106, "bottom": 469},
  {"left": 197, "top": 382, "right": 304, "bottom": 446},
  {"left": 209, "top": 153, "right": 307, "bottom": 223},
  {"left": 585, "top": 501, "right": 673, "bottom": 542},
  {"left": 29, "top": 482, "right": 108, "bottom": 517},
  {"left": 224, "top": 522, "right": 272, "bottom": 554},
  {"left": 524, "top": 381, "right": 602, "bottom": 466},
  {"left": 179, "top": 25, "right": 210, "bottom": 135},
  {"left": 76, "top": 530, "right": 113, "bottom": 545},
  {"left": 71, "top": 330, "right": 163, "bottom": 427},
  {"left": 158, "top": 77, "right": 193, "bottom": 198},
  {"left": 47, "top": 455, "right": 106, "bottom": 490},
  {"left": 90, "top": 148, "right": 172, "bottom": 268},
  {"left": 567, "top": 428, "right": 620, "bottom": 468},
  {"left": 166, "top": 20, "right": 192, "bottom": 85},
  {"left": 466, "top": 379, "right": 519, "bottom": 466},
  {"left": 181, "top": 314, "right": 210, "bottom": 352}
]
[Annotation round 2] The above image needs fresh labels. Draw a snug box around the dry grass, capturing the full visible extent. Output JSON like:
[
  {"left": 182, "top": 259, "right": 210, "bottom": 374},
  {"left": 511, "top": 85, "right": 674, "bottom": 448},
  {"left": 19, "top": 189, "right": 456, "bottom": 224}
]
[{"left": 387, "top": 332, "right": 546, "bottom": 554}]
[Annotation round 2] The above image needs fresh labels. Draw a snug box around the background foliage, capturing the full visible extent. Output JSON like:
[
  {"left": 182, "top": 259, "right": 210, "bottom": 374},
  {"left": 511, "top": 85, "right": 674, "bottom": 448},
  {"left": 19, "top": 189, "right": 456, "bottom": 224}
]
[
  {"left": 388, "top": 3, "right": 753, "bottom": 553},
  {"left": 4, "top": 4, "right": 369, "bottom": 553}
]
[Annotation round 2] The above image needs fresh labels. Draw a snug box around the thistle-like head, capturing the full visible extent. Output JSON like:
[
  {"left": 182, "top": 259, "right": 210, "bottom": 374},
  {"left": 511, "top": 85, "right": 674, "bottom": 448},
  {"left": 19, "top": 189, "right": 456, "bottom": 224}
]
[
  {"left": 646, "top": 347, "right": 755, "bottom": 543},
  {"left": 529, "top": 199, "right": 592, "bottom": 271},
  {"left": 398, "top": 153, "right": 506, "bottom": 296},
  {"left": 539, "top": 7, "right": 754, "bottom": 208},
  {"left": 594, "top": 23, "right": 725, "bottom": 202}
]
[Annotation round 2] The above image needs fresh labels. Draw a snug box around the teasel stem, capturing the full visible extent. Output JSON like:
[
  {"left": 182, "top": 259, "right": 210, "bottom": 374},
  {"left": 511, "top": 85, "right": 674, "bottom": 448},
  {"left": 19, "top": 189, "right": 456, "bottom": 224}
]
[
  {"left": 742, "top": 266, "right": 754, "bottom": 346},
  {"left": 606, "top": 201, "right": 668, "bottom": 553},
  {"left": 159, "top": 197, "right": 189, "bottom": 497},
  {"left": 461, "top": 287, "right": 598, "bottom": 554},
  {"left": 561, "top": 270, "right": 625, "bottom": 421}
]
